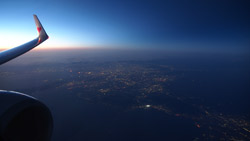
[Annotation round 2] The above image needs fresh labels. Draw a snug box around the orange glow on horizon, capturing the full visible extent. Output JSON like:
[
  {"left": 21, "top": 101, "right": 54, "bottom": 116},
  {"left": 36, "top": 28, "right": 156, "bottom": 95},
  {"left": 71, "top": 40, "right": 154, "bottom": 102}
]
[{"left": 0, "top": 46, "right": 123, "bottom": 52}]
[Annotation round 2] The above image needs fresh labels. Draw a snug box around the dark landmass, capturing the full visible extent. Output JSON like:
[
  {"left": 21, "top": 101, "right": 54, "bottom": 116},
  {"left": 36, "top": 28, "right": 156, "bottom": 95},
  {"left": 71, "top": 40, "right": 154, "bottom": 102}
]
[{"left": 0, "top": 49, "right": 249, "bottom": 140}]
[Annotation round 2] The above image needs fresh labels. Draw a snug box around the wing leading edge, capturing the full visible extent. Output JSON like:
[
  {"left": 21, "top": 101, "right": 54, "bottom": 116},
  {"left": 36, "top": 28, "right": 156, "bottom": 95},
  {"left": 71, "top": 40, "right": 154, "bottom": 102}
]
[{"left": 0, "top": 15, "right": 49, "bottom": 65}]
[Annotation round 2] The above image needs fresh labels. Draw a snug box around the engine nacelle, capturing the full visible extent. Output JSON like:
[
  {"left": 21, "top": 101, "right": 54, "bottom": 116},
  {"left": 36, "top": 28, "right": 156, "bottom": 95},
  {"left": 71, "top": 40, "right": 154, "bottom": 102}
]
[{"left": 0, "top": 90, "right": 53, "bottom": 141}]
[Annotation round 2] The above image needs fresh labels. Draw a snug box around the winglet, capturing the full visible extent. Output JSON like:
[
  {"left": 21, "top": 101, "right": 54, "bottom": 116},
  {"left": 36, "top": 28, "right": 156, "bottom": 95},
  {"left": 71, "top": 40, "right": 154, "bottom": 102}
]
[{"left": 33, "top": 15, "right": 49, "bottom": 44}]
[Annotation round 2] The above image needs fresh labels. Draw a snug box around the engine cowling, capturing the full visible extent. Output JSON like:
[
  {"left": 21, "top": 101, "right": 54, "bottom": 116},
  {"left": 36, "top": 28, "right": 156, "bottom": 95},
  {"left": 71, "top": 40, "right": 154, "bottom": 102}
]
[{"left": 0, "top": 90, "right": 53, "bottom": 141}]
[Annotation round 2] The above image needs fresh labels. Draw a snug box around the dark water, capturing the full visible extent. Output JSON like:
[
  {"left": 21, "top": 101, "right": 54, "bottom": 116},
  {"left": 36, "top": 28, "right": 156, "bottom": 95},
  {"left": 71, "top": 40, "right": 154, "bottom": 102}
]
[{"left": 0, "top": 49, "right": 249, "bottom": 140}]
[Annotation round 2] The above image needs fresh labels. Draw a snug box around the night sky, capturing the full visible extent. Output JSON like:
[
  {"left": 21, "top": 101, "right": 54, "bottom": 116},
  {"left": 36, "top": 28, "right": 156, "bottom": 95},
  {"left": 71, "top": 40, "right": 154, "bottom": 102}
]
[{"left": 0, "top": 0, "right": 249, "bottom": 52}]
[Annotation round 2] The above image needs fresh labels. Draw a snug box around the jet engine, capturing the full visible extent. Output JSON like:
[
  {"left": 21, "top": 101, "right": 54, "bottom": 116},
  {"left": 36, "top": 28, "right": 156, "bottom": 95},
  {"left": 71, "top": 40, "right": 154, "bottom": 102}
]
[{"left": 0, "top": 90, "right": 53, "bottom": 141}]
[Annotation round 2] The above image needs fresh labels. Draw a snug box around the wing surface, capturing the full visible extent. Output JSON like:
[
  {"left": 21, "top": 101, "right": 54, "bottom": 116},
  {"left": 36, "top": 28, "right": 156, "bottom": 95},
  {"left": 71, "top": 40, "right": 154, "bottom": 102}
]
[{"left": 0, "top": 15, "right": 49, "bottom": 65}]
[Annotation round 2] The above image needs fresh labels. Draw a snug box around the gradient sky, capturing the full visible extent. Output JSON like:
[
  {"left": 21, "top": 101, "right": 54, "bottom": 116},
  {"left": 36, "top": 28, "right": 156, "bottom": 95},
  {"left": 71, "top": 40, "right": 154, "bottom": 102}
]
[{"left": 0, "top": 0, "right": 249, "bottom": 52}]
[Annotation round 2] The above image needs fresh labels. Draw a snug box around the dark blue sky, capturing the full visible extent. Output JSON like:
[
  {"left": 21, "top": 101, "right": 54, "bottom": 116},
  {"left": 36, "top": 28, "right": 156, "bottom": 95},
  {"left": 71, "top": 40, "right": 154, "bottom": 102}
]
[{"left": 0, "top": 0, "right": 249, "bottom": 52}]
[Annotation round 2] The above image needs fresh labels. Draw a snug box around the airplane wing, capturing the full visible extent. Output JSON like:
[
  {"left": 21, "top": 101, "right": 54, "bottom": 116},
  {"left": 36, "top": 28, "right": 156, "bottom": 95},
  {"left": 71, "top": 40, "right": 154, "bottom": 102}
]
[
  {"left": 0, "top": 15, "right": 52, "bottom": 141},
  {"left": 0, "top": 15, "right": 49, "bottom": 65}
]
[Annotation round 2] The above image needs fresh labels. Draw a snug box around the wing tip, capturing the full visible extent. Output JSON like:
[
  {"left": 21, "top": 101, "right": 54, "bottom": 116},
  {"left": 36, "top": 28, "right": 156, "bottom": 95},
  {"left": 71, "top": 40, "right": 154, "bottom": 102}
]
[{"left": 33, "top": 14, "right": 49, "bottom": 43}]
